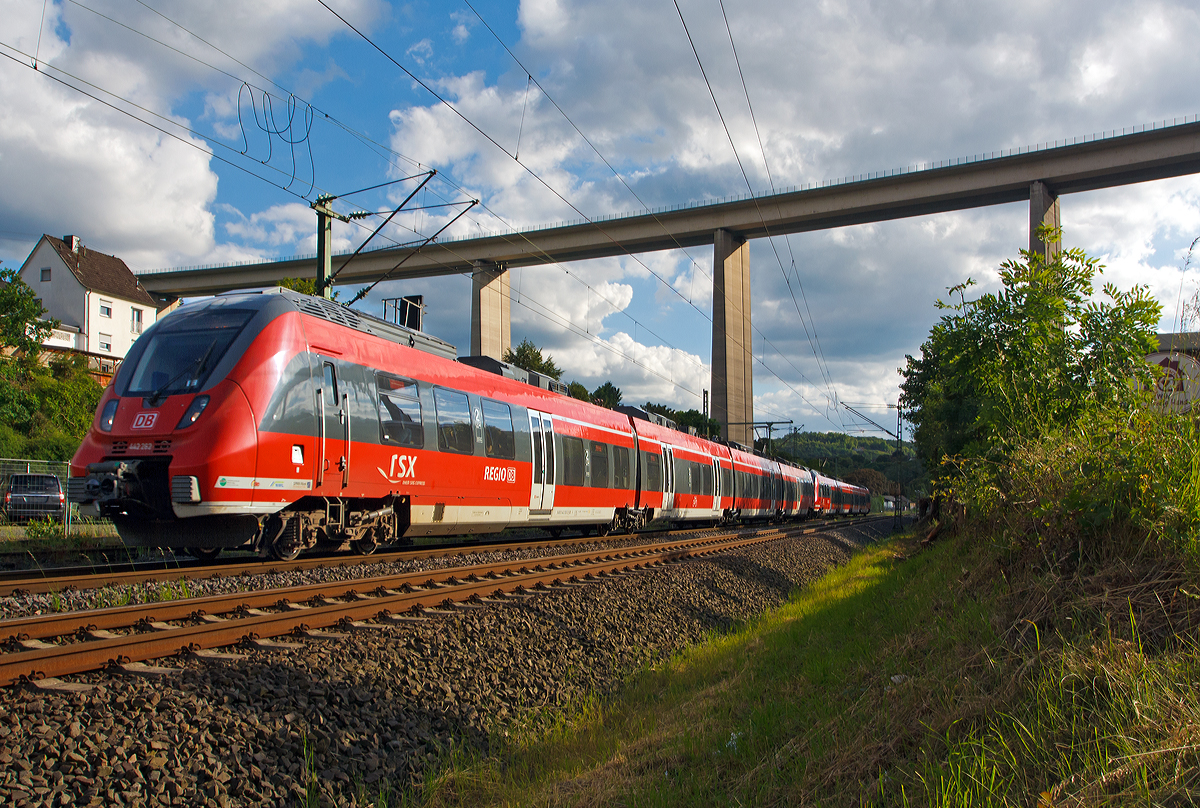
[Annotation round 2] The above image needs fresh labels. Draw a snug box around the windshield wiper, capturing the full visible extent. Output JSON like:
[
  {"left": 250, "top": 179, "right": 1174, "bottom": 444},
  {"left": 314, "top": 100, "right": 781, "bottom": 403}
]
[{"left": 145, "top": 340, "right": 217, "bottom": 405}]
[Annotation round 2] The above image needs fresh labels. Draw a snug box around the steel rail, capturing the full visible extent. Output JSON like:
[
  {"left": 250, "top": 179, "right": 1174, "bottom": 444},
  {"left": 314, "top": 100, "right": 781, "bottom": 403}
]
[
  {"left": 0, "top": 527, "right": 788, "bottom": 642},
  {"left": 0, "top": 517, "right": 866, "bottom": 596},
  {"left": 0, "top": 527, "right": 690, "bottom": 595},
  {"left": 0, "top": 522, "right": 855, "bottom": 686}
]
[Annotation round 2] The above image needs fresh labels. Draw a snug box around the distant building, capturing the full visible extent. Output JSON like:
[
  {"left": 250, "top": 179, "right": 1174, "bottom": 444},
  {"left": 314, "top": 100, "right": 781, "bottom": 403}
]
[{"left": 17, "top": 235, "right": 177, "bottom": 371}]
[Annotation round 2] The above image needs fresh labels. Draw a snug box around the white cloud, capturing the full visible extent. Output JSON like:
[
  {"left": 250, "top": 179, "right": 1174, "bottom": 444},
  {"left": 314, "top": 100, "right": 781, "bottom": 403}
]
[
  {"left": 450, "top": 11, "right": 475, "bottom": 43},
  {"left": 406, "top": 38, "right": 433, "bottom": 65},
  {"left": 376, "top": 0, "right": 1200, "bottom": 430},
  {"left": 6, "top": 0, "right": 1200, "bottom": 437},
  {"left": 0, "top": 0, "right": 383, "bottom": 268}
]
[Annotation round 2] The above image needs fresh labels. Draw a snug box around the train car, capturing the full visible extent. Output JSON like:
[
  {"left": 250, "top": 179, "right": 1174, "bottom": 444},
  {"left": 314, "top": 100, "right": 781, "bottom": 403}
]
[
  {"left": 625, "top": 416, "right": 729, "bottom": 524},
  {"left": 846, "top": 482, "right": 871, "bottom": 514},
  {"left": 69, "top": 289, "right": 872, "bottom": 559},
  {"left": 777, "top": 462, "right": 815, "bottom": 520},
  {"left": 813, "top": 472, "right": 837, "bottom": 515},
  {"left": 727, "top": 445, "right": 780, "bottom": 520},
  {"left": 829, "top": 480, "right": 871, "bottom": 516}
]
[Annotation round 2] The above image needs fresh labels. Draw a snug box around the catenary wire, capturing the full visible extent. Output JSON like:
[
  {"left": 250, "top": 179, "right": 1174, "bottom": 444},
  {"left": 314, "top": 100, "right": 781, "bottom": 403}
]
[
  {"left": 16, "top": 4, "right": 832, "bottom": 423},
  {"left": 717, "top": 0, "right": 841, "bottom": 419},
  {"left": 460, "top": 0, "right": 833, "bottom": 408},
  {"left": 101, "top": 0, "right": 714, "bottom": 384},
  {"left": 676, "top": 0, "right": 844, "bottom": 424}
]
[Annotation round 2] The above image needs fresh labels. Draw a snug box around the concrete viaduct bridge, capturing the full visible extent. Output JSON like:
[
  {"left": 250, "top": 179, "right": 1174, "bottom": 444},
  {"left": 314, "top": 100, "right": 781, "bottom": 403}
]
[{"left": 138, "top": 119, "right": 1200, "bottom": 445}]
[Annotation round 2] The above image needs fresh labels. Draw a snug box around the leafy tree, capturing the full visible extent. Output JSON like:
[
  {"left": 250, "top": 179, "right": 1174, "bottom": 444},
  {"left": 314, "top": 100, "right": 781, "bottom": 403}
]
[
  {"left": 503, "top": 338, "right": 563, "bottom": 380},
  {"left": 844, "top": 467, "right": 895, "bottom": 496},
  {"left": 567, "top": 381, "right": 590, "bottom": 401},
  {"left": 674, "top": 408, "right": 720, "bottom": 438},
  {"left": 0, "top": 352, "right": 102, "bottom": 460},
  {"left": 591, "top": 381, "right": 622, "bottom": 409},
  {"left": 643, "top": 401, "right": 719, "bottom": 437},
  {"left": 0, "top": 267, "right": 56, "bottom": 362},
  {"left": 278, "top": 276, "right": 339, "bottom": 300},
  {"left": 899, "top": 229, "right": 1160, "bottom": 470}
]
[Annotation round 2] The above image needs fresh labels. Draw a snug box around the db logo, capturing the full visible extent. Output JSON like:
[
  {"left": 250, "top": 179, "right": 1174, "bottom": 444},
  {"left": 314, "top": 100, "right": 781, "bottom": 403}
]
[{"left": 132, "top": 412, "right": 159, "bottom": 429}]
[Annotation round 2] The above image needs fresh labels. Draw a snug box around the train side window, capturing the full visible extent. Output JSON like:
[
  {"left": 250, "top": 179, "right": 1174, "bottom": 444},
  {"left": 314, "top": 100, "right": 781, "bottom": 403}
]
[
  {"left": 644, "top": 451, "right": 662, "bottom": 492},
  {"left": 434, "top": 388, "right": 473, "bottom": 454},
  {"left": 376, "top": 374, "right": 423, "bottom": 448},
  {"left": 562, "top": 436, "right": 585, "bottom": 486},
  {"left": 721, "top": 467, "right": 732, "bottom": 496},
  {"left": 481, "top": 399, "right": 515, "bottom": 459},
  {"left": 701, "top": 462, "right": 713, "bottom": 496},
  {"left": 613, "top": 446, "right": 630, "bottom": 490},
  {"left": 323, "top": 362, "right": 338, "bottom": 408},
  {"left": 590, "top": 441, "right": 609, "bottom": 488}
]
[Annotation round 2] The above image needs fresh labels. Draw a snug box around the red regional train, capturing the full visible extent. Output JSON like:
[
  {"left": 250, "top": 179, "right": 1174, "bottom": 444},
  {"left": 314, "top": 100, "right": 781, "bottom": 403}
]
[{"left": 69, "top": 290, "right": 870, "bottom": 560}]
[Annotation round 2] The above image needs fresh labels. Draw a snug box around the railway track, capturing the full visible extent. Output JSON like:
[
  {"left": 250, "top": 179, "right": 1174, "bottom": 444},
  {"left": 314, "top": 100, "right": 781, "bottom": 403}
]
[
  {"left": 0, "top": 517, "right": 889, "bottom": 688},
  {"left": 0, "top": 516, "right": 870, "bottom": 597}
]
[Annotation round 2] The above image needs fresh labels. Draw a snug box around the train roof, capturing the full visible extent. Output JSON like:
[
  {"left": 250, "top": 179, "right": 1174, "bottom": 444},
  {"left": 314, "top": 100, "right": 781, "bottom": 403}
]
[{"left": 210, "top": 288, "right": 459, "bottom": 361}]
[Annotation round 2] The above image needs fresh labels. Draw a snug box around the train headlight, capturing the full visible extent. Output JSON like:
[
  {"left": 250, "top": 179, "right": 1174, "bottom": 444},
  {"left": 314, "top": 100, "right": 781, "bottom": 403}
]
[
  {"left": 175, "top": 395, "right": 210, "bottom": 430},
  {"left": 98, "top": 399, "right": 119, "bottom": 432}
]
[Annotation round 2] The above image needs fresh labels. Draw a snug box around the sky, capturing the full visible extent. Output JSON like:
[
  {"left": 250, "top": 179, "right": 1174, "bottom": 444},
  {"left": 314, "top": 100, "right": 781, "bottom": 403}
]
[{"left": 2, "top": 0, "right": 1199, "bottom": 439}]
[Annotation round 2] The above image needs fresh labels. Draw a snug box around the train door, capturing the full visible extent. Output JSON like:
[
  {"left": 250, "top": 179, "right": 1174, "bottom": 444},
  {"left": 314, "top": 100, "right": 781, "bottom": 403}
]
[
  {"left": 711, "top": 458, "right": 722, "bottom": 513},
  {"left": 528, "top": 411, "right": 556, "bottom": 512},
  {"left": 661, "top": 445, "right": 675, "bottom": 513},
  {"left": 316, "top": 360, "right": 348, "bottom": 492}
]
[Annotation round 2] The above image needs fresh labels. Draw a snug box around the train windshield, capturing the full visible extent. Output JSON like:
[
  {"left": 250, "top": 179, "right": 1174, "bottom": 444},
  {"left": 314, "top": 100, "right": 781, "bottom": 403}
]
[{"left": 123, "top": 308, "right": 255, "bottom": 399}]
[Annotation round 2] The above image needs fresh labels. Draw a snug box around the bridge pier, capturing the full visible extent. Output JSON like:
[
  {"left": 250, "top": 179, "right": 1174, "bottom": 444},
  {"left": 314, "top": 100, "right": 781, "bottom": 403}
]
[
  {"left": 1030, "top": 180, "right": 1062, "bottom": 260},
  {"left": 711, "top": 229, "right": 754, "bottom": 446},
  {"left": 470, "top": 261, "right": 511, "bottom": 359}
]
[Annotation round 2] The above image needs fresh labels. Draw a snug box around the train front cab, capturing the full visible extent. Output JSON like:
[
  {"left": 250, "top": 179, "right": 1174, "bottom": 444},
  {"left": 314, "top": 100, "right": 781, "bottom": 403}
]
[{"left": 68, "top": 296, "right": 292, "bottom": 552}]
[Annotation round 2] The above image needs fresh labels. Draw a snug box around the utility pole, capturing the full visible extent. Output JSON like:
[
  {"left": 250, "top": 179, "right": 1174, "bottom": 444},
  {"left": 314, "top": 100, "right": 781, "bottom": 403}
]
[
  {"left": 312, "top": 194, "right": 372, "bottom": 299},
  {"left": 887, "top": 404, "right": 903, "bottom": 530},
  {"left": 726, "top": 420, "right": 792, "bottom": 456},
  {"left": 842, "top": 403, "right": 903, "bottom": 529}
]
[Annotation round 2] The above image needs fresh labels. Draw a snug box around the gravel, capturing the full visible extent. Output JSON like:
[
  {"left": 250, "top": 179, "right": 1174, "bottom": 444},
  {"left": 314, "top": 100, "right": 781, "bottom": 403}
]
[{"left": 0, "top": 520, "right": 891, "bottom": 806}]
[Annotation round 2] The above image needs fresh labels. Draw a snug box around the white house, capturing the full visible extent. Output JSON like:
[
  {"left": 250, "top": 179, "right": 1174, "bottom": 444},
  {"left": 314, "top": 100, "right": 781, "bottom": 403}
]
[{"left": 18, "top": 235, "right": 173, "bottom": 365}]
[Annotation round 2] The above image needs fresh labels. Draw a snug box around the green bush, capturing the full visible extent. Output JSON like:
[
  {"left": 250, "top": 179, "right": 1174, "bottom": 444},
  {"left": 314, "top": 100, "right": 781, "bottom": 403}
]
[
  {"left": 24, "top": 516, "right": 64, "bottom": 541},
  {"left": 948, "top": 404, "right": 1200, "bottom": 563},
  {"left": 900, "top": 229, "right": 1161, "bottom": 474}
]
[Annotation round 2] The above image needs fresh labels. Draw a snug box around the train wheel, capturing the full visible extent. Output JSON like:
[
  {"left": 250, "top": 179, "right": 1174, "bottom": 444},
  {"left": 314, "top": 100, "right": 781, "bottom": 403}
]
[
  {"left": 269, "top": 531, "right": 303, "bottom": 561},
  {"left": 187, "top": 547, "right": 221, "bottom": 562},
  {"left": 351, "top": 534, "right": 379, "bottom": 556}
]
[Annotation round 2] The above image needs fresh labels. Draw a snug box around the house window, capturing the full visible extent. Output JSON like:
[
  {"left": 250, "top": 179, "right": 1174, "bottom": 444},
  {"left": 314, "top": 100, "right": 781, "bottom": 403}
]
[
  {"left": 99, "top": 333, "right": 112, "bottom": 353},
  {"left": 100, "top": 300, "right": 113, "bottom": 318},
  {"left": 40, "top": 268, "right": 51, "bottom": 282},
  {"left": 131, "top": 308, "right": 143, "bottom": 334}
]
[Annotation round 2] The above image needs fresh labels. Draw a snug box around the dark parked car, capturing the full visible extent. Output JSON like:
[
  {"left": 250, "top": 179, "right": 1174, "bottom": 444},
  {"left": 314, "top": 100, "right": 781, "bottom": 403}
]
[{"left": 2, "top": 474, "right": 65, "bottom": 523}]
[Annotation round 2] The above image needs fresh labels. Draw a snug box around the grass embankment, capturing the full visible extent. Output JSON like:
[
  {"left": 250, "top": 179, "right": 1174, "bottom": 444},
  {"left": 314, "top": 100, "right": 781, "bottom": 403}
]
[{"left": 415, "top": 517, "right": 1199, "bottom": 806}]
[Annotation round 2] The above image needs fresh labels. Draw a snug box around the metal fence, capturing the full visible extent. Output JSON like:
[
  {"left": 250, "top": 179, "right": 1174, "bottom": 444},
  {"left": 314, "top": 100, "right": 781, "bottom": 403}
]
[{"left": 0, "top": 457, "right": 114, "bottom": 537}]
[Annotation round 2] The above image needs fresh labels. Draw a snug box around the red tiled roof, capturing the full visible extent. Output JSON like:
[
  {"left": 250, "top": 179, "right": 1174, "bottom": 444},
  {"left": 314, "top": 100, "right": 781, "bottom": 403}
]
[{"left": 45, "top": 235, "right": 157, "bottom": 307}]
